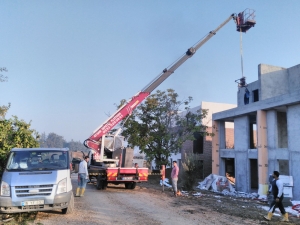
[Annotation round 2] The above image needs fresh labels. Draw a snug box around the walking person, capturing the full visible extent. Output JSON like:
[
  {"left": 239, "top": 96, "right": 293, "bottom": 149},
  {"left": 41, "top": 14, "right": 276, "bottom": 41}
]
[
  {"left": 75, "top": 156, "right": 89, "bottom": 197},
  {"left": 264, "top": 171, "right": 289, "bottom": 222},
  {"left": 171, "top": 161, "right": 179, "bottom": 196}
]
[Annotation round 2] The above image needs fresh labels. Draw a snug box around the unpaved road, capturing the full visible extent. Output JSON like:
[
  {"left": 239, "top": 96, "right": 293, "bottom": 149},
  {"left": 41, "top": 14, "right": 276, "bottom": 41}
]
[{"left": 28, "top": 174, "right": 299, "bottom": 225}]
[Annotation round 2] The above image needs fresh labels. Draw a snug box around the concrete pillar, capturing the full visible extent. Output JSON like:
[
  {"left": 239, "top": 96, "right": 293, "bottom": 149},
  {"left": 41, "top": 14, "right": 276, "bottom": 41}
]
[
  {"left": 218, "top": 121, "right": 226, "bottom": 176},
  {"left": 219, "top": 122, "right": 226, "bottom": 149},
  {"left": 257, "top": 110, "right": 269, "bottom": 196},
  {"left": 287, "top": 104, "right": 300, "bottom": 200},
  {"left": 266, "top": 110, "right": 278, "bottom": 174},
  {"left": 212, "top": 120, "right": 219, "bottom": 174},
  {"left": 234, "top": 116, "right": 250, "bottom": 192}
]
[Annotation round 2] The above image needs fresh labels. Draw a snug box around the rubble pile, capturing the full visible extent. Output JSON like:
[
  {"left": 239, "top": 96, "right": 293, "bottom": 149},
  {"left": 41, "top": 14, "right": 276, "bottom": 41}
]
[{"left": 222, "top": 190, "right": 259, "bottom": 198}]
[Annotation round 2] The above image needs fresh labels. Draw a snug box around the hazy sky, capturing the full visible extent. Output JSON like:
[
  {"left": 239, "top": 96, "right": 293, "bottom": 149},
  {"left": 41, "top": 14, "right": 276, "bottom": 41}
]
[{"left": 1, "top": 1, "right": 299, "bottom": 142}]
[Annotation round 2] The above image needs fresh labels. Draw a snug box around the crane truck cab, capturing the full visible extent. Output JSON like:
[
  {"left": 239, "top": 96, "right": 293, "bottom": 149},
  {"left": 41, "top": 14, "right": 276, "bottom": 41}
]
[
  {"left": 0, "top": 148, "right": 74, "bottom": 214},
  {"left": 82, "top": 134, "right": 148, "bottom": 190}
]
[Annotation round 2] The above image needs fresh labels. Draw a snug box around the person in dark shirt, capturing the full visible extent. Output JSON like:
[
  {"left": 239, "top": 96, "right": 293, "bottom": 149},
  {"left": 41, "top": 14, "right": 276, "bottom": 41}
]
[{"left": 264, "top": 171, "right": 289, "bottom": 222}]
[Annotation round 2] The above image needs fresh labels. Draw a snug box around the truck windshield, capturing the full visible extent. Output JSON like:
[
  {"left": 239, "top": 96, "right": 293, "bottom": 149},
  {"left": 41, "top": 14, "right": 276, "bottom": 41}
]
[{"left": 6, "top": 151, "right": 69, "bottom": 171}]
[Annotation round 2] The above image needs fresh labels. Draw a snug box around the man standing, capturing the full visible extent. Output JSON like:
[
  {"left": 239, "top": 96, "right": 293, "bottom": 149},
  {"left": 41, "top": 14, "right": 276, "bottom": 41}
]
[
  {"left": 75, "top": 156, "right": 89, "bottom": 197},
  {"left": 264, "top": 171, "right": 289, "bottom": 222},
  {"left": 171, "top": 161, "right": 179, "bottom": 196}
]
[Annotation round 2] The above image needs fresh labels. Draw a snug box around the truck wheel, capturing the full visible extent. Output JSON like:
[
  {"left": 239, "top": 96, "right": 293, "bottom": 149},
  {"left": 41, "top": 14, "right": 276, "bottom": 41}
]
[
  {"left": 125, "top": 183, "right": 130, "bottom": 189},
  {"left": 102, "top": 181, "right": 107, "bottom": 190},
  {"left": 96, "top": 178, "right": 103, "bottom": 190},
  {"left": 62, "top": 194, "right": 74, "bottom": 214},
  {"left": 131, "top": 182, "right": 136, "bottom": 190}
]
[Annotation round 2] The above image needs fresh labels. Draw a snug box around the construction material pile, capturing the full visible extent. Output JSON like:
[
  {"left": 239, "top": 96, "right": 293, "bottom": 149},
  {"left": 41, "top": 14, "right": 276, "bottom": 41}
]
[
  {"left": 160, "top": 178, "right": 172, "bottom": 188},
  {"left": 197, "top": 174, "right": 235, "bottom": 192},
  {"left": 197, "top": 174, "right": 259, "bottom": 199}
]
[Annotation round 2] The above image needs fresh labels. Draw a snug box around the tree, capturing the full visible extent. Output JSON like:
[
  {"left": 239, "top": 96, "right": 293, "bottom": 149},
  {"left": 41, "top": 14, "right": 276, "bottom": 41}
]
[
  {"left": 0, "top": 116, "right": 39, "bottom": 171},
  {"left": 0, "top": 103, "right": 11, "bottom": 120},
  {"left": 0, "top": 66, "right": 10, "bottom": 120},
  {"left": 0, "top": 67, "right": 8, "bottom": 82},
  {"left": 181, "top": 153, "right": 203, "bottom": 190},
  {"left": 65, "top": 139, "right": 87, "bottom": 151},
  {"left": 39, "top": 133, "right": 87, "bottom": 151},
  {"left": 43, "top": 132, "right": 65, "bottom": 148},
  {"left": 119, "top": 89, "right": 212, "bottom": 167}
]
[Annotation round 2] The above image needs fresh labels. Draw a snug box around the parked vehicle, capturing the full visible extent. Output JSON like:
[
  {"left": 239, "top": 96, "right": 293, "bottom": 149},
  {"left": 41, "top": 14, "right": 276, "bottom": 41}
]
[{"left": 0, "top": 148, "right": 74, "bottom": 214}]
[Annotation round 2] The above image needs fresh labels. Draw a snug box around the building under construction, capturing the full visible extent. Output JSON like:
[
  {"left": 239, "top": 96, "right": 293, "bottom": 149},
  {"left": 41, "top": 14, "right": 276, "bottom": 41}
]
[{"left": 212, "top": 63, "right": 300, "bottom": 200}]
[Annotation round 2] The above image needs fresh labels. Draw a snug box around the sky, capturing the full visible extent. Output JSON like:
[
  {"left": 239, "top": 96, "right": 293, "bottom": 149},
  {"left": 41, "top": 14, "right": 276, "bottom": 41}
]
[{"left": 0, "top": 1, "right": 300, "bottom": 142}]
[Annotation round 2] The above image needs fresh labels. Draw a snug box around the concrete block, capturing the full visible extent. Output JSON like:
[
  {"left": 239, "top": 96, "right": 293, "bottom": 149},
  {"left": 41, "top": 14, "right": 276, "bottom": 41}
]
[
  {"left": 288, "top": 64, "right": 300, "bottom": 92},
  {"left": 234, "top": 116, "right": 249, "bottom": 150},
  {"left": 248, "top": 149, "right": 257, "bottom": 159}
]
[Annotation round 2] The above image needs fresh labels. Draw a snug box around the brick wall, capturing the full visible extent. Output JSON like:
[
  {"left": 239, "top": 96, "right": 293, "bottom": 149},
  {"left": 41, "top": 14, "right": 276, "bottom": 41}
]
[{"left": 225, "top": 128, "right": 234, "bottom": 149}]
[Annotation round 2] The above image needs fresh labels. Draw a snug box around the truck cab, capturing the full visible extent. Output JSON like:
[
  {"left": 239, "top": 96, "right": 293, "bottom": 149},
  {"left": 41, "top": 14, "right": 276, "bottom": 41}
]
[{"left": 0, "top": 148, "right": 74, "bottom": 214}]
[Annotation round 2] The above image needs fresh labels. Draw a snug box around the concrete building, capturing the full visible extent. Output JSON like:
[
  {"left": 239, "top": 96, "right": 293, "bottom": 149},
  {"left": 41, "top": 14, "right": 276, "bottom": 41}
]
[
  {"left": 212, "top": 63, "right": 300, "bottom": 199},
  {"left": 180, "top": 101, "right": 236, "bottom": 178}
]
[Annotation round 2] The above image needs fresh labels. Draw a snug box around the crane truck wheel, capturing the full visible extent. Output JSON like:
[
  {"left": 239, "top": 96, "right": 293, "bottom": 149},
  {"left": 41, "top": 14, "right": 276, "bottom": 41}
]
[
  {"left": 131, "top": 182, "right": 136, "bottom": 190},
  {"left": 96, "top": 176, "right": 103, "bottom": 190},
  {"left": 102, "top": 181, "right": 107, "bottom": 190}
]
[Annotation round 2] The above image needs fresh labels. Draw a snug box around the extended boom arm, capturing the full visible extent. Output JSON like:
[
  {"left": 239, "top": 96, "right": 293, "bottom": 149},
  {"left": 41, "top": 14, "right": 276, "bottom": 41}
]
[{"left": 84, "top": 13, "right": 237, "bottom": 156}]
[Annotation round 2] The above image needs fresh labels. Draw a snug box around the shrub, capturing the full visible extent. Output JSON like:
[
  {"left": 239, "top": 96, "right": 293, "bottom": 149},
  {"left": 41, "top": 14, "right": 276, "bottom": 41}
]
[{"left": 181, "top": 153, "right": 203, "bottom": 190}]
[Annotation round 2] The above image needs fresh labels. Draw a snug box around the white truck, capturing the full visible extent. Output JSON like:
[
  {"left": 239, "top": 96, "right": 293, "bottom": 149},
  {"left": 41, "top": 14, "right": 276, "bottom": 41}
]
[{"left": 0, "top": 148, "right": 74, "bottom": 214}]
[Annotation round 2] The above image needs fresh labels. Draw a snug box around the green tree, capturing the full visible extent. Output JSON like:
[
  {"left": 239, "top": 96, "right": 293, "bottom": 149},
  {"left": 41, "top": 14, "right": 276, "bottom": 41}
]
[
  {"left": 0, "top": 103, "right": 10, "bottom": 120},
  {"left": 119, "top": 89, "right": 212, "bottom": 167},
  {"left": 181, "top": 153, "right": 203, "bottom": 190},
  {"left": 0, "top": 116, "right": 39, "bottom": 171},
  {"left": 0, "top": 67, "right": 10, "bottom": 120}
]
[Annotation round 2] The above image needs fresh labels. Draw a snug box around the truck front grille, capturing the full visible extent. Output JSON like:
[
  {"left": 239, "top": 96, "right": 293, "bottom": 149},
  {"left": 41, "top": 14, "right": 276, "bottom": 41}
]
[{"left": 14, "top": 184, "right": 54, "bottom": 197}]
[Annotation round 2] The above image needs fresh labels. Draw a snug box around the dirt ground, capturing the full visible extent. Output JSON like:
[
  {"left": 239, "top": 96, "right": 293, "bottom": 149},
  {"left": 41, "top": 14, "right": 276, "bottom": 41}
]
[
  {"left": 138, "top": 175, "right": 300, "bottom": 225},
  {"left": 2, "top": 174, "right": 300, "bottom": 225}
]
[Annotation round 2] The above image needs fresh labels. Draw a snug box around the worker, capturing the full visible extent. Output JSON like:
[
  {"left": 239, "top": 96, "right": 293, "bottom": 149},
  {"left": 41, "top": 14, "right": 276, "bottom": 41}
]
[
  {"left": 75, "top": 156, "right": 89, "bottom": 197},
  {"left": 264, "top": 171, "right": 289, "bottom": 222},
  {"left": 134, "top": 163, "right": 139, "bottom": 168},
  {"left": 171, "top": 161, "right": 179, "bottom": 197}
]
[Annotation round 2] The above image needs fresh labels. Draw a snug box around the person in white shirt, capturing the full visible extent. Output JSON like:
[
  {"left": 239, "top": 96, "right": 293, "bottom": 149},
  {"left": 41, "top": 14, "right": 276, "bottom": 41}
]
[
  {"left": 264, "top": 171, "right": 289, "bottom": 222},
  {"left": 75, "top": 156, "right": 89, "bottom": 197}
]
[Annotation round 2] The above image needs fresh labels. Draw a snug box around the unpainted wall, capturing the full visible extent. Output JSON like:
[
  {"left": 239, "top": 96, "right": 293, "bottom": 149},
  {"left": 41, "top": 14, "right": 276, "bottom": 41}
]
[
  {"left": 234, "top": 116, "right": 250, "bottom": 192},
  {"left": 237, "top": 81, "right": 259, "bottom": 107},
  {"left": 277, "top": 112, "right": 288, "bottom": 148},
  {"left": 287, "top": 104, "right": 300, "bottom": 200}
]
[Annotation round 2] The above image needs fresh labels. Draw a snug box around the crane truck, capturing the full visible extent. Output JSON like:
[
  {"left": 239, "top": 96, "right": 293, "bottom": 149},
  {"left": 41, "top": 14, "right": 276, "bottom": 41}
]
[{"left": 82, "top": 9, "right": 256, "bottom": 190}]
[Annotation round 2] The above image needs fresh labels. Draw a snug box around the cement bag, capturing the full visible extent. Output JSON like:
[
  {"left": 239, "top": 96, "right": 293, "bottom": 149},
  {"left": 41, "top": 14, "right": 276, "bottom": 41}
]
[
  {"left": 211, "top": 175, "right": 234, "bottom": 192},
  {"left": 198, "top": 174, "right": 218, "bottom": 190}
]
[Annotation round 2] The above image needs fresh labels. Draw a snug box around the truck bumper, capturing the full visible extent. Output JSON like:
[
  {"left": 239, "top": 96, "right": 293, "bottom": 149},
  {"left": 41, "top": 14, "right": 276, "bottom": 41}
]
[{"left": 0, "top": 190, "right": 72, "bottom": 214}]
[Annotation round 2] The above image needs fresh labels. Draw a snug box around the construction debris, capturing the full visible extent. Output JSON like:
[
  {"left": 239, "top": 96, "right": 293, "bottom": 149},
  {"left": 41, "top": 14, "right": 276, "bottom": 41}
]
[
  {"left": 160, "top": 178, "right": 172, "bottom": 188},
  {"left": 197, "top": 174, "right": 235, "bottom": 192},
  {"left": 197, "top": 174, "right": 261, "bottom": 199}
]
